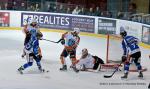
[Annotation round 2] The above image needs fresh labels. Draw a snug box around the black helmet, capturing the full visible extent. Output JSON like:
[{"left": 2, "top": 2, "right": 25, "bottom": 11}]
[{"left": 120, "top": 27, "right": 127, "bottom": 37}]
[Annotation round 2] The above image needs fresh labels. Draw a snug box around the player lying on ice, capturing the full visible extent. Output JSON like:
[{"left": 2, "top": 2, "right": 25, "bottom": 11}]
[
  {"left": 59, "top": 28, "right": 80, "bottom": 73},
  {"left": 75, "top": 48, "right": 104, "bottom": 72},
  {"left": 18, "top": 19, "right": 43, "bottom": 74},
  {"left": 120, "top": 27, "right": 143, "bottom": 79}
]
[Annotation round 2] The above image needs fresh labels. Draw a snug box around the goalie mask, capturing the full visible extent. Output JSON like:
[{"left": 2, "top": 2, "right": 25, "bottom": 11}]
[{"left": 81, "top": 48, "right": 88, "bottom": 59}]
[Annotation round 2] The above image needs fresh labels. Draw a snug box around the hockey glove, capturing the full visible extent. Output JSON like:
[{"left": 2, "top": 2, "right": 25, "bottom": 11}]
[
  {"left": 61, "top": 39, "right": 65, "bottom": 45},
  {"left": 121, "top": 56, "right": 127, "bottom": 62}
]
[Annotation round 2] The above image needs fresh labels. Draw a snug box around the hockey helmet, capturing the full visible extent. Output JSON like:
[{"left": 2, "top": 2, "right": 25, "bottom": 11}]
[
  {"left": 73, "top": 28, "right": 80, "bottom": 34},
  {"left": 120, "top": 27, "right": 127, "bottom": 37},
  {"left": 82, "top": 48, "right": 88, "bottom": 57},
  {"left": 30, "top": 18, "right": 37, "bottom": 27}
]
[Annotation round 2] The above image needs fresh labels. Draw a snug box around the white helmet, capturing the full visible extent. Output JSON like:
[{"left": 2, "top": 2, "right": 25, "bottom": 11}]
[
  {"left": 73, "top": 28, "right": 80, "bottom": 34},
  {"left": 31, "top": 18, "right": 37, "bottom": 23},
  {"left": 82, "top": 48, "right": 88, "bottom": 55}
]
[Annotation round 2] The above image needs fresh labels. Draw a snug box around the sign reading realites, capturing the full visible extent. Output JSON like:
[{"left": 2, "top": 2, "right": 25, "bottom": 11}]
[{"left": 21, "top": 13, "right": 95, "bottom": 33}]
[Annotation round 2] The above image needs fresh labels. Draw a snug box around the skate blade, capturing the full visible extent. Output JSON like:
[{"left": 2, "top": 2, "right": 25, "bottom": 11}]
[{"left": 121, "top": 78, "right": 128, "bottom": 81}]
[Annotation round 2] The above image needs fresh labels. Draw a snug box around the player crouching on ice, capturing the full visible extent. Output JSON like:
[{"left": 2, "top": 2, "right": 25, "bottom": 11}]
[
  {"left": 18, "top": 19, "right": 43, "bottom": 74},
  {"left": 120, "top": 27, "right": 143, "bottom": 79},
  {"left": 59, "top": 28, "right": 80, "bottom": 72},
  {"left": 76, "top": 48, "right": 104, "bottom": 71}
]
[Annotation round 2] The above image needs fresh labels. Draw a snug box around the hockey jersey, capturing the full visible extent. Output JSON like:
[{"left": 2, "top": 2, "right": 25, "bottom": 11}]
[
  {"left": 24, "top": 26, "right": 39, "bottom": 56},
  {"left": 77, "top": 54, "right": 95, "bottom": 69},
  {"left": 62, "top": 32, "right": 80, "bottom": 50},
  {"left": 122, "top": 36, "right": 140, "bottom": 56}
]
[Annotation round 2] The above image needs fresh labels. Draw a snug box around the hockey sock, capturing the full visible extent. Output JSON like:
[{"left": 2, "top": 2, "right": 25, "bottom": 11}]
[
  {"left": 36, "top": 62, "right": 42, "bottom": 68},
  {"left": 124, "top": 63, "right": 130, "bottom": 73},
  {"left": 23, "top": 62, "right": 33, "bottom": 69},
  {"left": 135, "top": 63, "right": 142, "bottom": 70}
]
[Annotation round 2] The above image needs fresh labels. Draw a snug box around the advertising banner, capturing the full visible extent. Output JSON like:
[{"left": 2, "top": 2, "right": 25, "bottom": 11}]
[
  {"left": 21, "top": 12, "right": 95, "bottom": 33},
  {"left": 116, "top": 20, "right": 142, "bottom": 40},
  {"left": 98, "top": 18, "right": 116, "bottom": 34},
  {"left": 0, "top": 12, "right": 10, "bottom": 27},
  {"left": 142, "top": 25, "right": 150, "bottom": 44}
]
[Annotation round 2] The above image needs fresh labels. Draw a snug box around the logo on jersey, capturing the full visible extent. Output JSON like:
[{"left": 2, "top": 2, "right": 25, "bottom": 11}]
[{"left": 68, "top": 39, "right": 75, "bottom": 46}]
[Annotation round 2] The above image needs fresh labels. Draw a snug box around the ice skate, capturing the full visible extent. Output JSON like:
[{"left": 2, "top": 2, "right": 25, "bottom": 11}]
[
  {"left": 138, "top": 71, "right": 143, "bottom": 78},
  {"left": 121, "top": 73, "right": 128, "bottom": 79},
  {"left": 18, "top": 66, "right": 24, "bottom": 74},
  {"left": 60, "top": 65, "right": 67, "bottom": 71},
  {"left": 72, "top": 66, "right": 79, "bottom": 73}
]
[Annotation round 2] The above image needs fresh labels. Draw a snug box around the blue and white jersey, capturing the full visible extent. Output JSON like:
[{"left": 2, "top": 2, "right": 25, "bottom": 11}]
[
  {"left": 122, "top": 36, "right": 140, "bottom": 56},
  {"left": 25, "top": 26, "right": 39, "bottom": 56}
]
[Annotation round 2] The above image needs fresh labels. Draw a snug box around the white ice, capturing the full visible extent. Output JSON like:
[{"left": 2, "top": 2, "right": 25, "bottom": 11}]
[{"left": 0, "top": 30, "right": 149, "bottom": 89}]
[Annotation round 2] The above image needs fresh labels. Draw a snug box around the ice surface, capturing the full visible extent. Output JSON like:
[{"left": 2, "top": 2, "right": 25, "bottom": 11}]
[{"left": 0, "top": 30, "right": 149, "bottom": 89}]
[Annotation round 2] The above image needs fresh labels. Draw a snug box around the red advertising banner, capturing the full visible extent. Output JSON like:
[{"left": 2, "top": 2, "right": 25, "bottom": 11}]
[{"left": 0, "top": 12, "right": 10, "bottom": 27}]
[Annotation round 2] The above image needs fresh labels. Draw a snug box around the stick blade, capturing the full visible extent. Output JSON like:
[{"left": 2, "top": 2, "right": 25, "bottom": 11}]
[{"left": 103, "top": 75, "right": 112, "bottom": 78}]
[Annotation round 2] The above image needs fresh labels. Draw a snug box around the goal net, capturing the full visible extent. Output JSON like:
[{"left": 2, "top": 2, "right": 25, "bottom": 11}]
[{"left": 106, "top": 34, "right": 123, "bottom": 63}]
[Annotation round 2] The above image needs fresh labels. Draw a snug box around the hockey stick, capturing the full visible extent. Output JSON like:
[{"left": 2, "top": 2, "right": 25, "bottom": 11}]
[
  {"left": 40, "top": 38, "right": 62, "bottom": 43},
  {"left": 103, "top": 62, "right": 123, "bottom": 78}
]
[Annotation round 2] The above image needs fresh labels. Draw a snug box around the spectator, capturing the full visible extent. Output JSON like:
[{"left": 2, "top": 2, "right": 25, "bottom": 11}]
[
  {"left": 28, "top": 4, "right": 35, "bottom": 11},
  {"left": 66, "top": 7, "right": 72, "bottom": 14},
  {"left": 35, "top": 3, "right": 40, "bottom": 11},
  {"left": 12, "top": 1, "right": 17, "bottom": 10},
  {"left": 137, "top": 16, "right": 142, "bottom": 22},
  {"left": 94, "top": 7, "right": 101, "bottom": 16},
  {"left": 117, "top": 11, "right": 124, "bottom": 19},
  {"left": 46, "top": 4, "right": 50, "bottom": 12},
  {"left": 0, "top": 6, "right": 1, "bottom": 10},
  {"left": 48, "top": 3, "right": 56, "bottom": 12},
  {"left": 57, "top": 4, "right": 65, "bottom": 13},
  {"left": 87, "top": 8, "right": 94, "bottom": 16},
  {"left": 128, "top": 3, "right": 137, "bottom": 14},
  {"left": 79, "top": 7, "right": 86, "bottom": 15},
  {"left": 72, "top": 6, "right": 80, "bottom": 15},
  {"left": 4, "top": 3, "right": 8, "bottom": 10},
  {"left": 128, "top": 2, "right": 137, "bottom": 20},
  {"left": 106, "top": 11, "right": 112, "bottom": 18},
  {"left": 101, "top": 11, "right": 108, "bottom": 17},
  {"left": 20, "top": 2, "right": 26, "bottom": 11}
]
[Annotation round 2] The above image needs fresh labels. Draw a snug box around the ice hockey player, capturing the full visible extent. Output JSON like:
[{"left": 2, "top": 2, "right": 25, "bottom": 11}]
[
  {"left": 59, "top": 28, "right": 80, "bottom": 72},
  {"left": 18, "top": 19, "right": 43, "bottom": 74},
  {"left": 120, "top": 27, "right": 143, "bottom": 79},
  {"left": 22, "top": 18, "right": 42, "bottom": 58},
  {"left": 76, "top": 48, "right": 104, "bottom": 71}
]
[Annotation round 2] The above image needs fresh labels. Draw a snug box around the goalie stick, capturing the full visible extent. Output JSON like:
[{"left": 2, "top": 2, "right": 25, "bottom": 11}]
[{"left": 103, "top": 62, "right": 123, "bottom": 78}]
